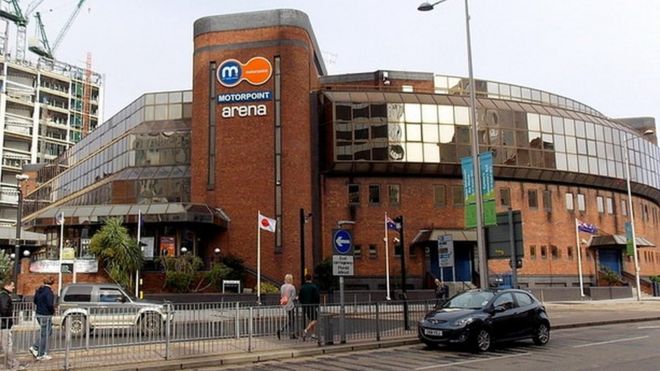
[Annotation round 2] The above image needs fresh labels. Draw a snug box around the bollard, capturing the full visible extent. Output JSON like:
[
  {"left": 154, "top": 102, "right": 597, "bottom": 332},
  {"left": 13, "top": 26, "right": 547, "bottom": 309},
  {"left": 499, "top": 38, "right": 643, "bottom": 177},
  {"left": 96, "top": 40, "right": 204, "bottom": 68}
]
[
  {"left": 248, "top": 307, "right": 253, "bottom": 352},
  {"left": 235, "top": 302, "right": 240, "bottom": 339},
  {"left": 375, "top": 302, "right": 381, "bottom": 342}
]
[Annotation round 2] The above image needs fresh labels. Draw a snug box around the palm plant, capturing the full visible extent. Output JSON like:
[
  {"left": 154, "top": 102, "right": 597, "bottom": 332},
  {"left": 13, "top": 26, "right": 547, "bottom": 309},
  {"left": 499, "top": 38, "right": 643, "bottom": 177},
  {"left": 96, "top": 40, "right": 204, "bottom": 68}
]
[{"left": 89, "top": 217, "right": 142, "bottom": 292}]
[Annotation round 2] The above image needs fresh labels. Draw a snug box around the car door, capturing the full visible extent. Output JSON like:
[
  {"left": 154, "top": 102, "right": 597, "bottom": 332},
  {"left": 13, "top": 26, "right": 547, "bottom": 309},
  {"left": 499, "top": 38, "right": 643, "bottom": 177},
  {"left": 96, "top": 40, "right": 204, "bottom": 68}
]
[
  {"left": 513, "top": 292, "right": 536, "bottom": 336},
  {"left": 97, "top": 287, "right": 133, "bottom": 327},
  {"left": 489, "top": 292, "right": 517, "bottom": 340}
]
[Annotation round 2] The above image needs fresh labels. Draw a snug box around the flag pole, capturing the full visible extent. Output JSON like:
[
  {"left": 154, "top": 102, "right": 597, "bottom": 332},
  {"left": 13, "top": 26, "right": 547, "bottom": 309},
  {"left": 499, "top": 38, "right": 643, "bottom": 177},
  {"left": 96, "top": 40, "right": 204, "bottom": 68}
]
[
  {"left": 575, "top": 218, "right": 585, "bottom": 297},
  {"left": 135, "top": 209, "right": 141, "bottom": 298},
  {"left": 257, "top": 211, "right": 261, "bottom": 305},
  {"left": 384, "top": 212, "right": 391, "bottom": 301}
]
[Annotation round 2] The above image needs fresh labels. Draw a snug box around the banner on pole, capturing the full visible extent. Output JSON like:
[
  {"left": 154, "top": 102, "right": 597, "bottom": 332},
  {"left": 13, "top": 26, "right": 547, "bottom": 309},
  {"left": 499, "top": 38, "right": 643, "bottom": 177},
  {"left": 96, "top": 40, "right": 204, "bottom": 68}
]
[
  {"left": 461, "top": 156, "right": 476, "bottom": 229},
  {"left": 625, "top": 222, "right": 634, "bottom": 257},
  {"left": 479, "top": 152, "right": 496, "bottom": 226}
]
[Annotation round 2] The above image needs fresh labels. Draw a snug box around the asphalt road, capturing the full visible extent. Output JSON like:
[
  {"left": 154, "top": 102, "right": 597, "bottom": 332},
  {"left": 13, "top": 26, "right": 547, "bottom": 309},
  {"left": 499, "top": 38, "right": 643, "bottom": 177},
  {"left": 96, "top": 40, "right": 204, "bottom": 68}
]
[{"left": 211, "top": 320, "right": 660, "bottom": 371}]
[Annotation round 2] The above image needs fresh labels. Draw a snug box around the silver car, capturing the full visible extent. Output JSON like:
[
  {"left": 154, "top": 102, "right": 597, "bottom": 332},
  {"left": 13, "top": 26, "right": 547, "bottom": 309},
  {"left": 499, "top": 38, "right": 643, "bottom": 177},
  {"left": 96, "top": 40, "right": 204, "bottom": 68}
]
[{"left": 55, "top": 283, "right": 171, "bottom": 336}]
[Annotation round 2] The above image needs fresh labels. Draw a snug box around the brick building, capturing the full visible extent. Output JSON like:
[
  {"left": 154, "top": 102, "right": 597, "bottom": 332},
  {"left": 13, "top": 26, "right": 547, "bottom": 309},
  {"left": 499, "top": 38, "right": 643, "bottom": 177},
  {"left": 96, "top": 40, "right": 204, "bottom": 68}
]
[{"left": 18, "top": 9, "right": 659, "bottom": 295}]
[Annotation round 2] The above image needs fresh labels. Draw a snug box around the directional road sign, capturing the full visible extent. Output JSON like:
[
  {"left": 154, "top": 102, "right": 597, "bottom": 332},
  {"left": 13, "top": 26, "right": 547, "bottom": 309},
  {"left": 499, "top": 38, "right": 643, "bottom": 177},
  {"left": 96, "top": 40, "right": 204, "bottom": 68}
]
[{"left": 333, "top": 229, "right": 353, "bottom": 255}]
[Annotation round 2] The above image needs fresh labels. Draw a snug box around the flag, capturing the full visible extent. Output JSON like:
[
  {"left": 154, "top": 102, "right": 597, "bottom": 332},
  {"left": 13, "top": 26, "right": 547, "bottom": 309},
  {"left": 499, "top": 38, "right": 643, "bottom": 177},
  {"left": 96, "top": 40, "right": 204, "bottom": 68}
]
[
  {"left": 258, "top": 213, "right": 277, "bottom": 233},
  {"left": 577, "top": 219, "right": 598, "bottom": 234},
  {"left": 386, "top": 215, "right": 400, "bottom": 231}
]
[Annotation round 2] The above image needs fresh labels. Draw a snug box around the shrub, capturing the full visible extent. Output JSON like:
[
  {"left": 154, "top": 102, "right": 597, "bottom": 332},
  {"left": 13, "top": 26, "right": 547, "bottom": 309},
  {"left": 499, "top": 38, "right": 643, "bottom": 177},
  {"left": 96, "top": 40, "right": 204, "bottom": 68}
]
[
  {"left": 257, "top": 281, "right": 280, "bottom": 294},
  {"left": 206, "top": 263, "right": 233, "bottom": 291},
  {"left": 0, "top": 251, "right": 11, "bottom": 283},
  {"left": 220, "top": 255, "right": 246, "bottom": 282}
]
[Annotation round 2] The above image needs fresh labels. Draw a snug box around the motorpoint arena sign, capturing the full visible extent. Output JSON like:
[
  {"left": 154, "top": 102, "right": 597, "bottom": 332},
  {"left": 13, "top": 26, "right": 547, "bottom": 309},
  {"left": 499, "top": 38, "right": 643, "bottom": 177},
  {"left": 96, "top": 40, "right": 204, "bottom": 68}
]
[{"left": 216, "top": 57, "right": 273, "bottom": 119}]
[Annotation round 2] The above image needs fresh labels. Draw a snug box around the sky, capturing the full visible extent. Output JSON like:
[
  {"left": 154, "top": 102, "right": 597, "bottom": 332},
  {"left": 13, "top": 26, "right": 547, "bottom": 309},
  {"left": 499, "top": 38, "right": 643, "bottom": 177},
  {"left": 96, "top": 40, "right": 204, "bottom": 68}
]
[{"left": 25, "top": 0, "right": 660, "bottom": 133}]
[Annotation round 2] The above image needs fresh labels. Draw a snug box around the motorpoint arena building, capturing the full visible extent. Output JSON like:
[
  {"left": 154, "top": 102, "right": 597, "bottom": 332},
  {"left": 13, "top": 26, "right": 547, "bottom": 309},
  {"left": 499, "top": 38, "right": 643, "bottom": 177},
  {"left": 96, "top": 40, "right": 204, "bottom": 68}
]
[{"left": 18, "top": 9, "right": 659, "bottom": 294}]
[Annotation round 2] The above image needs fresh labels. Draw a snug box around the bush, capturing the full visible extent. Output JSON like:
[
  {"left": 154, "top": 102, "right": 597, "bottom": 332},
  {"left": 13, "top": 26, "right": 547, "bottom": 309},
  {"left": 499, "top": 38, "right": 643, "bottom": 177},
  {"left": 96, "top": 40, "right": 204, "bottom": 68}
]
[
  {"left": 206, "top": 263, "right": 233, "bottom": 291},
  {"left": 220, "top": 255, "right": 246, "bottom": 282},
  {"left": 650, "top": 276, "right": 660, "bottom": 283},
  {"left": 0, "top": 251, "right": 11, "bottom": 283},
  {"left": 601, "top": 268, "right": 622, "bottom": 286},
  {"left": 165, "top": 271, "right": 194, "bottom": 293},
  {"left": 314, "top": 258, "right": 337, "bottom": 291},
  {"left": 257, "top": 281, "right": 280, "bottom": 294}
]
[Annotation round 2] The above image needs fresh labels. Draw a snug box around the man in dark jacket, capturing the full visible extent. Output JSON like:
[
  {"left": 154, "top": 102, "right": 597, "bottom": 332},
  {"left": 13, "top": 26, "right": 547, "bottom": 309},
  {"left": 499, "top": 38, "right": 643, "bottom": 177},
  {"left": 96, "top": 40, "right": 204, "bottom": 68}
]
[
  {"left": 298, "top": 274, "right": 320, "bottom": 341},
  {"left": 30, "top": 277, "right": 55, "bottom": 361},
  {"left": 0, "top": 280, "right": 20, "bottom": 369}
]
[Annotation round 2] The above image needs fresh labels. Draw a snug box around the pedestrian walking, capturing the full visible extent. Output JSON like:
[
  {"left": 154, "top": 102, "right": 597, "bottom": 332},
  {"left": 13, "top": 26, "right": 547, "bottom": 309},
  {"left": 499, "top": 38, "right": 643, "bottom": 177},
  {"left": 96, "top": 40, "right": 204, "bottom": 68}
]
[
  {"left": 0, "top": 280, "right": 23, "bottom": 369},
  {"left": 298, "top": 274, "right": 320, "bottom": 341},
  {"left": 277, "top": 274, "right": 296, "bottom": 340},
  {"left": 30, "top": 277, "right": 55, "bottom": 361},
  {"left": 434, "top": 278, "right": 448, "bottom": 308}
]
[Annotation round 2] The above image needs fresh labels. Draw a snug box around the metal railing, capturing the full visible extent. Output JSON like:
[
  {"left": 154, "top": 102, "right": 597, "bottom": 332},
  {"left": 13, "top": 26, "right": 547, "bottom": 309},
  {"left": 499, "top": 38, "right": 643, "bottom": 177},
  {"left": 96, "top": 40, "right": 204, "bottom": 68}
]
[{"left": 1, "top": 299, "right": 436, "bottom": 370}]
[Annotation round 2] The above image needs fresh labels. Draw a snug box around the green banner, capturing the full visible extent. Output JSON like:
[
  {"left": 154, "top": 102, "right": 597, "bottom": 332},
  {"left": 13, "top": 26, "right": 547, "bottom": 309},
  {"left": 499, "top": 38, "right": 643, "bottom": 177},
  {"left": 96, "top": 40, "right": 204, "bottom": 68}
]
[
  {"left": 479, "top": 152, "right": 497, "bottom": 226},
  {"left": 625, "top": 222, "right": 634, "bottom": 257},
  {"left": 461, "top": 156, "right": 476, "bottom": 229}
]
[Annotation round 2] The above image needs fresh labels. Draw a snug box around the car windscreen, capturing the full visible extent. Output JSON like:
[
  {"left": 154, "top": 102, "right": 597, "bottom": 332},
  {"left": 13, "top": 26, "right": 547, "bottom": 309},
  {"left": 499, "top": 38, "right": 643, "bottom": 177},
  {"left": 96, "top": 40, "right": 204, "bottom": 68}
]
[{"left": 442, "top": 291, "right": 495, "bottom": 310}]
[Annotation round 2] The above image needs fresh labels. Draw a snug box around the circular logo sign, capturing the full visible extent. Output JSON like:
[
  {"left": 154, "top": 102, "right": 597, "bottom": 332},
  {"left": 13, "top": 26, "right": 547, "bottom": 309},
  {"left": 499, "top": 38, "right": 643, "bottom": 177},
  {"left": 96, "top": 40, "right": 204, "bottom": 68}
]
[
  {"left": 217, "top": 57, "right": 272, "bottom": 88},
  {"left": 333, "top": 230, "right": 352, "bottom": 255}
]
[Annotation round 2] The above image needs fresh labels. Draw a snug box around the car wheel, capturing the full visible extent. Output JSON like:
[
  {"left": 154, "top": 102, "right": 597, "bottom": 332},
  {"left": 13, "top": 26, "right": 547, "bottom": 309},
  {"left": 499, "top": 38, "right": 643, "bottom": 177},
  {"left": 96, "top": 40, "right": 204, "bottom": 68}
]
[
  {"left": 533, "top": 322, "right": 550, "bottom": 345},
  {"left": 66, "top": 314, "right": 87, "bottom": 337},
  {"left": 140, "top": 312, "right": 162, "bottom": 335},
  {"left": 472, "top": 328, "right": 491, "bottom": 352}
]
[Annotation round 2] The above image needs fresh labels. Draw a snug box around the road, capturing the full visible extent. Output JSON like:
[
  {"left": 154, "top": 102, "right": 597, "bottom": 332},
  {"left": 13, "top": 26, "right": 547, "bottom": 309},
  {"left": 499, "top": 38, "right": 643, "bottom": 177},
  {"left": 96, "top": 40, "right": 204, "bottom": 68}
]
[{"left": 211, "top": 320, "right": 660, "bottom": 371}]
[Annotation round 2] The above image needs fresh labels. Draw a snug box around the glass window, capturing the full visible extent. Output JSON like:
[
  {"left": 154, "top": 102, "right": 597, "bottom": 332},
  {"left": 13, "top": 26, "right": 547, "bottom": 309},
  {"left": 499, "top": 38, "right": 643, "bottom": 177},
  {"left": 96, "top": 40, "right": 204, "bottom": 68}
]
[
  {"left": 606, "top": 197, "right": 614, "bottom": 214},
  {"left": 541, "top": 245, "right": 547, "bottom": 259},
  {"left": 566, "top": 193, "right": 574, "bottom": 211},
  {"left": 540, "top": 115, "right": 552, "bottom": 132},
  {"left": 368, "top": 185, "right": 380, "bottom": 205},
  {"left": 404, "top": 104, "right": 421, "bottom": 123},
  {"left": 424, "top": 143, "right": 440, "bottom": 162},
  {"left": 621, "top": 200, "right": 628, "bottom": 216},
  {"left": 438, "top": 105, "right": 454, "bottom": 124},
  {"left": 439, "top": 125, "right": 455, "bottom": 143},
  {"left": 452, "top": 185, "right": 464, "bottom": 207},
  {"left": 493, "top": 293, "right": 515, "bottom": 310},
  {"left": 406, "top": 143, "right": 423, "bottom": 161},
  {"left": 552, "top": 116, "right": 564, "bottom": 134},
  {"left": 551, "top": 245, "right": 560, "bottom": 259},
  {"left": 500, "top": 188, "right": 511, "bottom": 207},
  {"left": 422, "top": 124, "right": 439, "bottom": 143},
  {"left": 597, "top": 196, "right": 604, "bottom": 213},
  {"left": 455, "top": 106, "right": 470, "bottom": 125},
  {"left": 348, "top": 184, "right": 360, "bottom": 204},
  {"left": 514, "top": 292, "right": 533, "bottom": 307},
  {"left": 388, "top": 185, "right": 400, "bottom": 206},
  {"left": 577, "top": 193, "right": 586, "bottom": 211},
  {"left": 543, "top": 190, "right": 552, "bottom": 212},
  {"left": 527, "top": 113, "right": 540, "bottom": 131},
  {"left": 407, "top": 124, "right": 422, "bottom": 141},
  {"left": 434, "top": 185, "right": 446, "bottom": 208},
  {"left": 369, "top": 244, "right": 377, "bottom": 258},
  {"left": 421, "top": 104, "right": 437, "bottom": 123},
  {"left": 530, "top": 245, "right": 536, "bottom": 259},
  {"left": 528, "top": 189, "right": 538, "bottom": 209},
  {"left": 99, "top": 288, "right": 126, "bottom": 303},
  {"left": 354, "top": 244, "right": 362, "bottom": 258}
]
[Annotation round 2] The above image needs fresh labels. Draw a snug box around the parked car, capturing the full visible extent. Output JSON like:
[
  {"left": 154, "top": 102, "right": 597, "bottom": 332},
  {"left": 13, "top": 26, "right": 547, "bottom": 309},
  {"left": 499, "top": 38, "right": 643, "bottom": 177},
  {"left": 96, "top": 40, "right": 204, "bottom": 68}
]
[
  {"left": 55, "top": 283, "right": 172, "bottom": 336},
  {"left": 418, "top": 289, "right": 550, "bottom": 352}
]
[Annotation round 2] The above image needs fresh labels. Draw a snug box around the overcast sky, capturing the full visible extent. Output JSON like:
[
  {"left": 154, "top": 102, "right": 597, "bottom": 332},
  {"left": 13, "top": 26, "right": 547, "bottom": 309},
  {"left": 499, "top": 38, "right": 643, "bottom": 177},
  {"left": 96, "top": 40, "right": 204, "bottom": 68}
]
[{"left": 32, "top": 0, "right": 659, "bottom": 133}]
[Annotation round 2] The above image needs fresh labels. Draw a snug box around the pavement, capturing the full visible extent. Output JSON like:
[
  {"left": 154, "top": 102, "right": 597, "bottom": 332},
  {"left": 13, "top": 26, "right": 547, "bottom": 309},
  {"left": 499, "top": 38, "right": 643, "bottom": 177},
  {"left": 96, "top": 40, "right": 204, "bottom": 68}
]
[{"left": 80, "top": 297, "right": 660, "bottom": 371}]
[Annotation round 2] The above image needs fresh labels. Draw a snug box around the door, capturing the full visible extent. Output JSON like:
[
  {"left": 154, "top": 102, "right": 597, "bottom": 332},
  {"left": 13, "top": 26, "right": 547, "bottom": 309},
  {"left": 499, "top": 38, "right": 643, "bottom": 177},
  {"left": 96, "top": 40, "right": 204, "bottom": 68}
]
[
  {"left": 599, "top": 248, "right": 622, "bottom": 274},
  {"left": 489, "top": 292, "right": 517, "bottom": 340}
]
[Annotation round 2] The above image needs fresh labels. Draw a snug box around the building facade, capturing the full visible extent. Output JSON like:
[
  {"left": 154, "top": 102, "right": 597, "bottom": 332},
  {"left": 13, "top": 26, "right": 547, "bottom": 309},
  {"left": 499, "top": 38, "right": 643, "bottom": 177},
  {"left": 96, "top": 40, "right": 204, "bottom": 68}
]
[
  {"left": 22, "top": 9, "right": 659, "bottom": 294},
  {"left": 0, "top": 55, "right": 103, "bottom": 225}
]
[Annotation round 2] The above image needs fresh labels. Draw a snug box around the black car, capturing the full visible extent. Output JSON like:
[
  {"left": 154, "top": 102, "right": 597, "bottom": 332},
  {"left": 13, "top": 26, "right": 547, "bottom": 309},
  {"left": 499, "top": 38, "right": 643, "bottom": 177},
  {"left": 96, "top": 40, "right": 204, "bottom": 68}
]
[{"left": 418, "top": 289, "right": 550, "bottom": 352}]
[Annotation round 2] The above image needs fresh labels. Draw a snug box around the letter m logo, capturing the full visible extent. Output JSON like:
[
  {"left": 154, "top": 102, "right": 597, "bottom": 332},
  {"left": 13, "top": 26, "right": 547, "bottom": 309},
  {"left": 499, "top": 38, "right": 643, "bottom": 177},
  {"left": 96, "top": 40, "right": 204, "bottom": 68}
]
[{"left": 218, "top": 60, "right": 242, "bottom": 87}]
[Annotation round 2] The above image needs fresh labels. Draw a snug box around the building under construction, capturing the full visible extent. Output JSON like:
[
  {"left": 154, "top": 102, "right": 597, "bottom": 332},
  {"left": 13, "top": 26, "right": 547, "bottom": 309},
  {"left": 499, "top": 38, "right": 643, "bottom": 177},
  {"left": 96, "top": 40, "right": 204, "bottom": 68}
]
[{"left": 0, "top": 0, "right": 104, "bottom": 225}]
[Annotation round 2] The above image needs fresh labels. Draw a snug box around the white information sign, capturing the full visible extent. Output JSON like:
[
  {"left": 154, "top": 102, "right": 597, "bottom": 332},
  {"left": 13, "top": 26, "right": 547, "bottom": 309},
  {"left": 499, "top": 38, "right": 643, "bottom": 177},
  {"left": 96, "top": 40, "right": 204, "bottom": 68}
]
[
  {"left": 333, "top": 255, "right": 354, "bottom": 276},
  {"left": 29, "top": 259, "right": 98, "bottom": 273},
  {"left": 438, "top": 235, "right": 455, "bottom": 268},
  {"left": 141, "top": 237, "right": 155, "bottom": 260}
]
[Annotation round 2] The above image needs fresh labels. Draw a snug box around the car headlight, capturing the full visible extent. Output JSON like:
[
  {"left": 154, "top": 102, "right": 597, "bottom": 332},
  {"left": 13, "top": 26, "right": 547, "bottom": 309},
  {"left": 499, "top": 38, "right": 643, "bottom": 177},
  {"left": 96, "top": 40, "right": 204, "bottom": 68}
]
[{"left": 453, "top": 317, "right": 475, "bottom": 327}]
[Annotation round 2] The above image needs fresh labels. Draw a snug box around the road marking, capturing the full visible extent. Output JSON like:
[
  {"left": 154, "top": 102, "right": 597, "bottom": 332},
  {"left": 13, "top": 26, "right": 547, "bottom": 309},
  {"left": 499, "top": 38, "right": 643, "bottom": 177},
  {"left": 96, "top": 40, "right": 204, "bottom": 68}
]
[
  {"left": 572, "top": 335, "right": 649, "bottom": 348},
  {"left": 637, "top": 325, "right": 660, "bottom": 329},
  {"left": 414, "top": 352, "right": 530, "bottom": 370}
]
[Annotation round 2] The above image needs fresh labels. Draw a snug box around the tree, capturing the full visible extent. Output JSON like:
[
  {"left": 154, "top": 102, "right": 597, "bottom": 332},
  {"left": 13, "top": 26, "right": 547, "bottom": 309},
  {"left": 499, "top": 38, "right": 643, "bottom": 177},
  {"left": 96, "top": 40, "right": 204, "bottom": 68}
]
[
  {"left": 89, "top": 217, "right": 142, "bottom": 292},
  {"left": 0, "top": 251, "right": 11, "bottom": 283}
]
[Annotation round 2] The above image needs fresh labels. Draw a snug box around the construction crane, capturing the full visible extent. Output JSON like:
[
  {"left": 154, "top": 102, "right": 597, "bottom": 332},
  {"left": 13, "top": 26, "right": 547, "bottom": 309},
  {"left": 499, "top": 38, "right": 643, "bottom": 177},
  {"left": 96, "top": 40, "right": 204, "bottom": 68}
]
[
  {"left": 29, "top": 0, "right": 86, "bottom": 60},
  {"left": 0, "top": 0, "right": 44, "bottom": 60}
]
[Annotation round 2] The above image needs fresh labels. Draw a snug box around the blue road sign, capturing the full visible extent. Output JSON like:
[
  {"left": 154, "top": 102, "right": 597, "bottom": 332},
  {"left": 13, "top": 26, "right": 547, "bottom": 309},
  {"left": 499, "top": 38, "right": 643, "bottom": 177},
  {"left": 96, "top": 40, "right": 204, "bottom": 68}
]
[{"left": 333, "top": 229, "right": 352, "bottom": 255}]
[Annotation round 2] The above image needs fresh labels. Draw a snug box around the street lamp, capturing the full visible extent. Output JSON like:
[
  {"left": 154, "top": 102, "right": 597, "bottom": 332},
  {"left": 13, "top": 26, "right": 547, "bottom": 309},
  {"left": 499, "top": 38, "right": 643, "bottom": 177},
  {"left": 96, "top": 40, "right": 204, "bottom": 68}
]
[
  {"left": 13, "top": 174, "right": 29, "bottom": 287},
  {"left": 623, "top": 129, "right": 654, "bottom": 301},
  {"left": 418, "top": 0, "right": 488, "bottom": 288},
  {"left": 299, "top": 208, "right": 312, "bottom": 286}
]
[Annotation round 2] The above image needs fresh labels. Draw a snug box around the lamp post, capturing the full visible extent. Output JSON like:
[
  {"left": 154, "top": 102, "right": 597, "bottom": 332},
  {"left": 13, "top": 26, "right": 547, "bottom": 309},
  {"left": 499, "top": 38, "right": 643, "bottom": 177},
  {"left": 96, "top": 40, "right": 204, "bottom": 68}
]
[
  {"left": 299, "top": 209, "right": 313, "bottom": 286},
  {"left": 13, "top": 174, "right": 29, "bottom": 288},
  {"left": 623, "top": 129, "right": 654, "bottom": 301},
  {"left": 418, "top": 0, "right": 488, "bottom": 288}
]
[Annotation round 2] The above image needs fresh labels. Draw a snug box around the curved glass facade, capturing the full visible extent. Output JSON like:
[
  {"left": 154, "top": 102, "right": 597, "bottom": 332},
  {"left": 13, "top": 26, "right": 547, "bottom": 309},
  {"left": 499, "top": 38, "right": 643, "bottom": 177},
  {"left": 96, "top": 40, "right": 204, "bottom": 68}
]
[
  {"left": 325, "top": 88, "right": 659, "bottom": 191},
  {"left": 25, "top": 90, "right": 193, "bottom": 217}
]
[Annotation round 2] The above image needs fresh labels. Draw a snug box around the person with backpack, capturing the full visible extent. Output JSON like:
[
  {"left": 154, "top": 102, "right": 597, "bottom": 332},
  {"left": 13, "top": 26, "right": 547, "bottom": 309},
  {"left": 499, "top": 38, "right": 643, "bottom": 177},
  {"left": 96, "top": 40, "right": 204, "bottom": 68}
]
[
  {"left": 29, "top": 277, "right": 55, "bottom": 361},
  {"left": 298, "top": 274, "right": 320, "bottom": 341}
]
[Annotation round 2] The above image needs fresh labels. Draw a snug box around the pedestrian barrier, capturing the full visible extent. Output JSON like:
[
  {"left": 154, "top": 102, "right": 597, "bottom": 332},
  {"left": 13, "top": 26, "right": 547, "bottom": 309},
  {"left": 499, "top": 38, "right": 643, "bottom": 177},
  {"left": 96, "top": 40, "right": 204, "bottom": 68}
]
[{"left": 0, "top": 299, "right": 436, "bottom": 370}]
